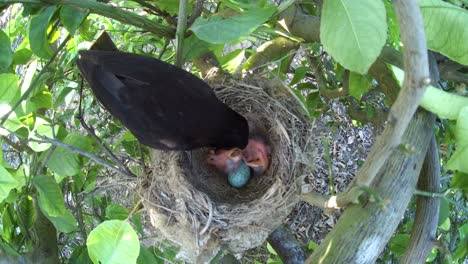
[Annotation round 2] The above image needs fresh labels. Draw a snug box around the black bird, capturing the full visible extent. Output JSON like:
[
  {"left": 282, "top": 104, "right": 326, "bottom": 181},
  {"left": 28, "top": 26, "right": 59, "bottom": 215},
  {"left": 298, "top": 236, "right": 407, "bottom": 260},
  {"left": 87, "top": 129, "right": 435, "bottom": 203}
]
[{"left": 77, "top": 33, "right": 248, "bottom": 151}]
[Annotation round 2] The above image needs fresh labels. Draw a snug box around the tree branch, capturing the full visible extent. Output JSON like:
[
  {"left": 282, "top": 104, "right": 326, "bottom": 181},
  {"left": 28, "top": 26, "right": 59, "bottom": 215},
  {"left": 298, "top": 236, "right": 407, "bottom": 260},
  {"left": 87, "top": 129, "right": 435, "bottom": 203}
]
[
  {"left": 175, "top": 0, "right": 188, "bottom": 67},
  {"left": 30, "top": 133, "right": 136, "bottom": 178},
  {"left": 401, "top": 135, "right": 440, "bottom": 263}
]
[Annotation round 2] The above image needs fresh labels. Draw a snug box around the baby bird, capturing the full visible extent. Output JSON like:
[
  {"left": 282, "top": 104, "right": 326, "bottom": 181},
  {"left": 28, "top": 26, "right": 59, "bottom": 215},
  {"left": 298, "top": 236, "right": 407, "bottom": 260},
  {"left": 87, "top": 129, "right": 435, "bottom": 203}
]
[
  {"left": 242, "top": 137, "right": 270, "bottom": 176},
  {"left": 207, "top": 148, "right": 252, "bottom": 188}
]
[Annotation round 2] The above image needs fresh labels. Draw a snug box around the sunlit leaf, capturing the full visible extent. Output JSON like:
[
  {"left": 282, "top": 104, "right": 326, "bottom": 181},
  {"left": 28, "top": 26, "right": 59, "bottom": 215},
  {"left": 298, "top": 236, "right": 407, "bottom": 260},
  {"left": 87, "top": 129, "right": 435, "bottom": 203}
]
[
  {"left": 87, "top": 220, "right": 140, "bottom": 264},
  {"left": 446, "top": 145, "right": 468, "bottom": 174},
  {"left": 419, "top": 0, "right": 468, "bottom": 65},
  {"left": 0, "top": 29, "right": 13, "bottom": 68},
  {"left": 219, "top": 49, "right": 245, "bottom": 73},
  {"left": 33, "top": 175, "right": 78, "bottom": 233},
  {"left": 321, "top": 0, "right": 387, "bottom": 74},
  {"left": 29, "top": 6, "right": 56, "bottom": 59},
  {"left": 191, "top": 7, "right": 276, "bottom": 44},
  {"left": 0, "top": 166, "right": 18, "bottom": 202},
  {"left": 28, "top": 117, "right": 54, "bottom": 152},
  {"left": 0, "top": 73, "right": 20, "bottom": 105}
]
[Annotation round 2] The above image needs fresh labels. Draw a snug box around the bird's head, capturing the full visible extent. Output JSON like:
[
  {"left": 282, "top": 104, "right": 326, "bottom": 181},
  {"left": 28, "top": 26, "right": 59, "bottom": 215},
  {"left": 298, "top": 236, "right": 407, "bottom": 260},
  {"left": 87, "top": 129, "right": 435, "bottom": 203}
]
[
  {"left": 242, "top": 138, "right": 271, "bottom": 176},
  {"left": 207, "top": 148, "right": 243, "bottom": 174}
]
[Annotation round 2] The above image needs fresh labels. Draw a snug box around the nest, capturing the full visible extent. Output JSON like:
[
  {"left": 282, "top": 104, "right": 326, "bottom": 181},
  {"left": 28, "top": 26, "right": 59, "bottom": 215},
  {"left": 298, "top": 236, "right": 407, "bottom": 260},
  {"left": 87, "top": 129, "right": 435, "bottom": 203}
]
[{"left": 139, "top": 77, "right": 317, "bottom": 262}]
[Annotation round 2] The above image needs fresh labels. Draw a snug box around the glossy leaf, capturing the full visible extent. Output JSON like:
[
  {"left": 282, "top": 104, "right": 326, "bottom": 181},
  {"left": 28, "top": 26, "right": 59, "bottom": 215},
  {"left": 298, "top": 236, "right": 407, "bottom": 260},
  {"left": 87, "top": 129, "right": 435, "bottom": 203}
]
[
  {"left": 29, "top": 6, "right": 56, "bottom": 59},
  {"left": 191, "top": 7, "right": 276, "bottom": 44},
  {"left": 60, "top": 6, "right": 87, "bottom": 34},
  {"left": 33, "top": 175, "right": 78, "bottom": 233},
  {"left": 321, "top": 0, "right": 387, "bottom": 74},
  {"left": 420, "top": 0, "right": 468, "bottom": 65},
  {"left": 0, "top": 29, "right": 13, "bottom": 68},
  {"left": 87, "top": 220, "right": 140, "bottom": 264},
  {"left": 0, "top": 166, "right": 18, "bottom": 202}
]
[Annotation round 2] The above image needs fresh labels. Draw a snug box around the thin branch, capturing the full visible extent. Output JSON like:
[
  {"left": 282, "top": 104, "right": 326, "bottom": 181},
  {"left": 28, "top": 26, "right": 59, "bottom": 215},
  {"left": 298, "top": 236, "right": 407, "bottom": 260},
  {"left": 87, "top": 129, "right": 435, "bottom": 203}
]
[
  {"left": 30, "top": 133, "right": 135, "bottom": 178},
  {"left": 175, "top": 0, "right": 188, "bottom": 67}
]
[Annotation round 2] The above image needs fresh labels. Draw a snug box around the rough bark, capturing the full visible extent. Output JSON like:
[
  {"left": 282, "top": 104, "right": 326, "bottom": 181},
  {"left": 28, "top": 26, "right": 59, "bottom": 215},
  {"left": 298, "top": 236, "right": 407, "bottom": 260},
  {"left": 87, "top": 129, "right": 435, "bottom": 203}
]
[
  {"left": 401, "top": 136, "right": 440, "bottom": 264},
  {"left": 306, "top": 109, "right": 435, "bottom": 263}
]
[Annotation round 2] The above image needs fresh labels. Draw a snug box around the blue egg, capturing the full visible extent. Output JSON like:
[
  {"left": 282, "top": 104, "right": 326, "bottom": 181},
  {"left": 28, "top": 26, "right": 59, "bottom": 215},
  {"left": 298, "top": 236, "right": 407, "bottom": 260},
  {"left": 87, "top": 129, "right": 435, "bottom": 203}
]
[{"left": 228, "top": 162, "right": 251, "bottom": 188}]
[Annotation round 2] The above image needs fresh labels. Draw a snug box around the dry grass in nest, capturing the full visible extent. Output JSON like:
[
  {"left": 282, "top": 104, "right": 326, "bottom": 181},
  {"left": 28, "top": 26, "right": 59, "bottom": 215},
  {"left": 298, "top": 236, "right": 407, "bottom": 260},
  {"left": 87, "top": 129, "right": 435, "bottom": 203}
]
[{"left": 138, "top": 77, "right": 317, "bottom": 262}]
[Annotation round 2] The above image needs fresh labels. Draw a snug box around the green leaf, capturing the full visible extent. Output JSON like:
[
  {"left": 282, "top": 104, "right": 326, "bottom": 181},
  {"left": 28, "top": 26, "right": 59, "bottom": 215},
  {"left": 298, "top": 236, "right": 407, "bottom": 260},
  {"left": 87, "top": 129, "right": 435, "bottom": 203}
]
[
  {"left": 0, "top": 29, "right": 13, "bottom": 68},
  {"left": 190, "top": 7, "right": 276, "bottom": 44},
  {"left": 455, "top": 106, "right": 468, "bottom": 146},
  {"left": 388, "top": 234, "right": 410, "bottom": 257},
  {"left": 392, "top": 66, "right": 468, "bottom": 120},
  {"left": 290, "top": 66, "right": 309, "bottom": 86},
  {"left": 69, "top": 245, "right": 93, "bottom": 264},
  {"left": 0, "top": 73, "right": 20, "bottom": 105},
  {"left": 87, "top": 220, "right": 140, "bottom": 264},
  {"left": 137, "top": 246, "right": 163, "bottom": 264},
  {"left": 29, "top": 90, "right": 53, "bottom": 112},
  {"left": 349, "top": 72, "right": 372, "bottom": 100},
  {"left": 438, "top": 197, "right": 450, "bottom": 226},
  {"left": 183, "top": 34, "right": 223, "bottom": 61},
  {"left": 219, "top": 49, "right": 245, "bottom": 73},
  {"left": 419, "top": 0, "right": 468, "bottom": 65},
  {"left": 451, "top": 172, "right": 468, "bottom": 198},
  {"left": 446, "top": 145, "right": 468, "bottom": 174},
  {"left": 60, "top": 6, "right": 87, "bottom": 34},
  {"left": 0, "top": 166, "right": 18, "bottom": 202},
  {"left": 33, "top": 175, "right": 78, "bottom": 233},
  {"left": 47, "top": 132, "right": 94, "bottom": 176},
  {"left": 132, "top": 213, "right": 144, "bottom": 236},
  {"left": 28, "top": 117, "right": 54, "bottom": 152},
  {"left": 105, "top": 204, "right": 129, "bottom": 220},
  {"left": 156, "top": 0, "right": 181, "bottom": 15},
  {"left": 266, "top": 243, "right": 278, "bottom": 256},
  {"left": 12, "top": 48, "right": 33, "bottom": 65},
  {"left": 320, "top": 0, "right": 387, "bottom": 74},
  {"left": 29, "top": 6, "right": 56, "bottom": 59},
  {"left": 18, "top": 195, "right": 35, "bottom": 229}
]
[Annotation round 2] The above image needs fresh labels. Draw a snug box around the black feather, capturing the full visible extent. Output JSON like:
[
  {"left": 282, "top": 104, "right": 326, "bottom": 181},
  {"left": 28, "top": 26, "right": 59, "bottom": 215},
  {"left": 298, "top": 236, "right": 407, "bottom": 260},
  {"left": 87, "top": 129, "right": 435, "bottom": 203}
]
[{"left": 77, "top": 36, "right": 248, "bottom": 150}]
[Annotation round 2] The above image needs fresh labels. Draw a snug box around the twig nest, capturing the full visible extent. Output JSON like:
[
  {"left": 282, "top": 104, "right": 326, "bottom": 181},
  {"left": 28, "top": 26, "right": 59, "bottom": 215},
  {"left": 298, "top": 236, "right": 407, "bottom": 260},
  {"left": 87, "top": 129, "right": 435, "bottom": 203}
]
[{"left": 139, "top": 77, "right": 316, "bottom": 262}]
